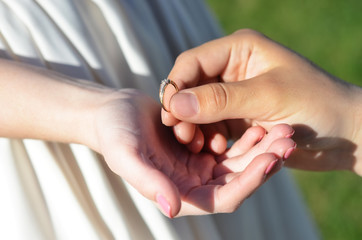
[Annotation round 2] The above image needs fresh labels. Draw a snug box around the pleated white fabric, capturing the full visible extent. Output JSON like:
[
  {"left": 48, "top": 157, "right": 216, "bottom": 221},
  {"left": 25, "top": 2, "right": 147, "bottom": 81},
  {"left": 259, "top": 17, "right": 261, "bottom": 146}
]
[{"left": 0, "top": 0, "right": 320, "bottom": 239}]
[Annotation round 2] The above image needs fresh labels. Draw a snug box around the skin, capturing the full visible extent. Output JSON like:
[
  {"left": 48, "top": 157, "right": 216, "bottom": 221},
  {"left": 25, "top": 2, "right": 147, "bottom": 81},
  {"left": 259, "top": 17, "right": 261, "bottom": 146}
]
[
  {"left": 0, "top": 59, "right": 295, "bottom": 217},
  {"left": 161, "top": 29, "right": 362, "bottom": 176}
]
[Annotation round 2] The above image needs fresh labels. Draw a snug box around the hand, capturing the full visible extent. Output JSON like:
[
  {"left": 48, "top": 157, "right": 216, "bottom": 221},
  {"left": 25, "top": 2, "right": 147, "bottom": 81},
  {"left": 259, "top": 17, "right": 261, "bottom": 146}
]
[
  {"left": 90, "top": 89, "right": 296, "bottom": 217},
  {"left": 0, "top": 59, "right": 295, "bottom": 217},
  {"left": 161, "top": 29, "right": 362, "bottom": 174}
]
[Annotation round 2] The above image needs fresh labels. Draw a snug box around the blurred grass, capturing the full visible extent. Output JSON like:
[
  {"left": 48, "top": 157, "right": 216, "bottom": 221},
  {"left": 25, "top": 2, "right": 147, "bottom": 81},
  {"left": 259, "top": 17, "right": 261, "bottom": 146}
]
[
  {"left": 205, "top": 0, "right": 362, "bottom": 239},
  {"left": 292, "top": 170, "right": 362, "bottom": 240},
  {"left": 206, "top": 0, "right": 362, "bottom": 86}
]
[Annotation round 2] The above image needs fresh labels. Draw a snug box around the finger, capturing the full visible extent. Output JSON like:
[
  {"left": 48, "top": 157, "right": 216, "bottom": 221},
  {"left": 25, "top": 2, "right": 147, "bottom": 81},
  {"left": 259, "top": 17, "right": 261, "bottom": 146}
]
[
  {"left": 179, "top": 152, "right": 282, "bottom": 216},
  {"left": 217, "top": 125, "right": 265, "bottom": 161},
  {"left": 216, "top": 124, "right": 292, "bottom": 166},
  {"left": 160, "top": 76, "right": 220, "bottom": 126},
  {"left": 186, "top": 126, "right": 204, "bottom": 153},
  {"left": 169, "top": 73, "right": 285, "bottom": 124},
  {"left": 256, "top": 123, "right": 295, "bottom": 150},
  {"left": 200, "top": 123, "right": 229, "bottom": 155},
  {"left": 168, "top": 36, "right": 233, "bottom": 91},
  {"left": 173, "top": 121, "right": 196, "bottom": 144},
  {"left": 165, "top": 29, "right": 290, "bottom": 125},
  {"left": 161, "top": 108, "right": 179, "bottom": 126},
  {"left": 161, "top": 80, "right": 180, "bottom": 126},
  {"left": 214, "top": 137, "right": 296, "bottom": 177},
  {"left": 213, "top": 153, "right": 282, "bottom": 213},
  {"left": 106, "top": 149, "right": 181, "bottom": 218},
  {"left": 166, "top": 29, "right": 268, "bottom": 98},
  {"left": 161, "top": 35, "right": 234, "bottom": 126}
]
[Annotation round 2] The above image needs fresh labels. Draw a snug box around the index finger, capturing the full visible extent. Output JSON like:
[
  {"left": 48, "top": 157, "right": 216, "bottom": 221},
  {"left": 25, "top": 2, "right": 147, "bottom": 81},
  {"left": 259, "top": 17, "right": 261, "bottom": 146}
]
[{"left": 161, "top": 35, "right": 233, "bottom": 125}]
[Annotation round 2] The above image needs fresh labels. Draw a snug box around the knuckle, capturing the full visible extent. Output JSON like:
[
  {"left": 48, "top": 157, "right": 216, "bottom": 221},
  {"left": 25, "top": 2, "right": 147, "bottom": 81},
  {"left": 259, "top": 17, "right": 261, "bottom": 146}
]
[
  {"left": 246, "top": 126, "right": 265, "bottom": 140},
  {"left": 206, "top": 83, "right": 229, "bottom": 112},
  {"left": 233, "top": 28, "right": 263, "bottom": 39},
  {"left": 231, "top": 29, "right": 270, "bottom": 50},
  {"left": 175, "top": 50, "right": 193, "bottom": 64},
  {"left": 234, "top": 28, "right": 258, "bottom": 35}
]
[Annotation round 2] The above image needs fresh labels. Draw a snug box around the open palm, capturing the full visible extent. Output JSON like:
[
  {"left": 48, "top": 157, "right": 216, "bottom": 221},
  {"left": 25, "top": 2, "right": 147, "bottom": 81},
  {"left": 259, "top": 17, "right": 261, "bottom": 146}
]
[{"left": 93, "top": 89, "right": 295, "bottom": 217}]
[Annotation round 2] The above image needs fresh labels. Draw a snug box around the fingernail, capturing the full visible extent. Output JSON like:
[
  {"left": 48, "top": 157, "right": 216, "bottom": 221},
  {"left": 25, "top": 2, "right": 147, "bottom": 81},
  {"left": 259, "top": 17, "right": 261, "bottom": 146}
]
[
  {"left": 285, "top": 130, "right": 295, "bottom": 138},
  {"left": 257, "top": 130, "right": 266, "bottom": 142},
  {"left": 156, "top": 194, "right": 172, "bottom": 218},
  {"left": 264, "top": 159, "right": 279, "bottom": 176},
  {"left": 284, "top": 144, "right": 296, "bottom": 160},
  {"left": 171, "top": 92, "right": 199, "bottom": 117}
]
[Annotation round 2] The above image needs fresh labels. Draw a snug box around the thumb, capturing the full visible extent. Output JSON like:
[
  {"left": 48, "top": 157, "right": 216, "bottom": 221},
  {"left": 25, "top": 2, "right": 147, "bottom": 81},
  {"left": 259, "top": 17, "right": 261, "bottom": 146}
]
[
  {"left": 169, "top": 75, "right": 278, "bottom": 123},
  {"left": 106, "top": 149, "right": 181, "bottom": 218}
]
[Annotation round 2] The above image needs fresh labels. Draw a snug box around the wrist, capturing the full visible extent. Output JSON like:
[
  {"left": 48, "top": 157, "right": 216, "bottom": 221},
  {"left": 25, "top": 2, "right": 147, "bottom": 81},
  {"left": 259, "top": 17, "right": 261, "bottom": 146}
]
[
  {"left": 72, "top": 83, "right": 116, "bottom": 152},
  {"left": 350, "top": 85, "right": 362, "bottom": 175}
]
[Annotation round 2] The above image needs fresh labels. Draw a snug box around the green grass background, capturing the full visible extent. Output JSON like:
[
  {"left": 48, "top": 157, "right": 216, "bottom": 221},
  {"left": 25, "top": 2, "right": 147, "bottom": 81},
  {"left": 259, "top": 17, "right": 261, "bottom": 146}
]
[{"left": 205, "top": 0, "right": 362, "bottom": 239}]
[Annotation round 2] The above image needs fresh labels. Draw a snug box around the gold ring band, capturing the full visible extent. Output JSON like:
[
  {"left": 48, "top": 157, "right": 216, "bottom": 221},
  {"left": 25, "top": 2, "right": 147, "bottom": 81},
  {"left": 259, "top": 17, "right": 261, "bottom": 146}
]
[{"left": 159, "top": 79, "right": 179, "bottom": 112}]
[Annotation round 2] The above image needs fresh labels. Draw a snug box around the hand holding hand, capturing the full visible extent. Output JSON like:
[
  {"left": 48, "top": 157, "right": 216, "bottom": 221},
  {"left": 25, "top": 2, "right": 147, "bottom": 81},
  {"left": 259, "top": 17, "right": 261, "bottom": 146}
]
[
  {"left": 0, "top": 58, "right": 297, "bottom": 217},
  {"left": 91, "top": 89, "right": 295, "bottom": 217}
]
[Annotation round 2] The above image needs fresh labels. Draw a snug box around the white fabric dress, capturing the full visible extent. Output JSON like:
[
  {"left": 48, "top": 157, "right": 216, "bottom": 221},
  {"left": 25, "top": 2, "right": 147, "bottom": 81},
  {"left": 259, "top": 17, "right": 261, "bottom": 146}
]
[{"left": 0, "top": 0, "right": 320, "bottom": 239}]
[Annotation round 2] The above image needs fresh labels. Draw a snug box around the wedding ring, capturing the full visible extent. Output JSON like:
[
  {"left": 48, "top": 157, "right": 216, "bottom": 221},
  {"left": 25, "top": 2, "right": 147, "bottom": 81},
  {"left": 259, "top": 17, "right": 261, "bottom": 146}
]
[{"left": 159, "top": 79, "right": 179, "bottom": 112}]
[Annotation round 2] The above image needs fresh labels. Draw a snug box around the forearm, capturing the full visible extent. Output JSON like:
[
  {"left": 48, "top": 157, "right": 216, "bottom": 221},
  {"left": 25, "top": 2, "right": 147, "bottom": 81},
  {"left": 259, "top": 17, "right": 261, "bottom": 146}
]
[{"left": 0, "top": 59, "right": 112, "bottom": 148}]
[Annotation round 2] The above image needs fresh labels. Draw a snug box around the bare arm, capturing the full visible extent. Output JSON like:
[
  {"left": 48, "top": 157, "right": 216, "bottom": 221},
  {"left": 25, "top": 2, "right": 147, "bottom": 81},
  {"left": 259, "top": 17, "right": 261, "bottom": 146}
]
[{"left": 0, "top": 59, "right": 111, "bottom": 150}]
